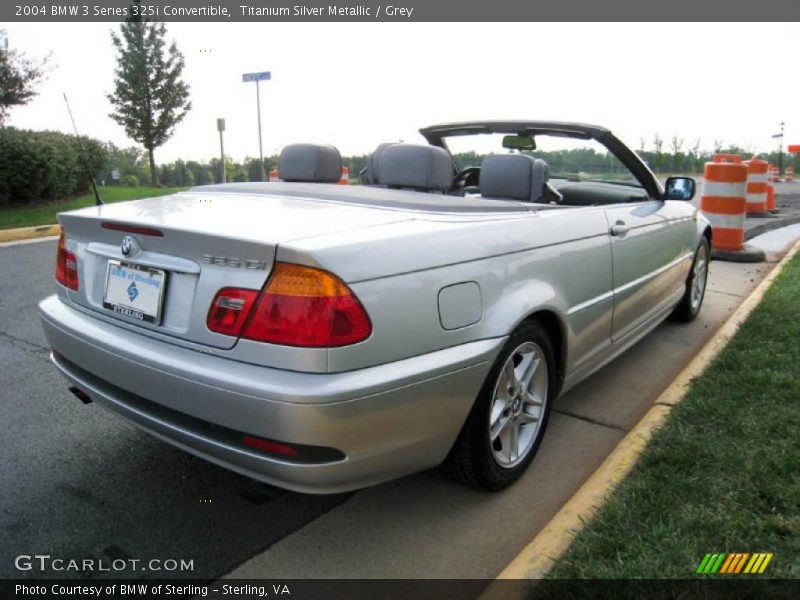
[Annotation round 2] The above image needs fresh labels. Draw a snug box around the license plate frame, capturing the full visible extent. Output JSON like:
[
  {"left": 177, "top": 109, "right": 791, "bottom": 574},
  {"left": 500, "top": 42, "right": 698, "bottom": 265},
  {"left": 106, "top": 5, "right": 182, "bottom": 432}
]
[{"left": 103, "top": 260, "right": 167, "bottom": 324}]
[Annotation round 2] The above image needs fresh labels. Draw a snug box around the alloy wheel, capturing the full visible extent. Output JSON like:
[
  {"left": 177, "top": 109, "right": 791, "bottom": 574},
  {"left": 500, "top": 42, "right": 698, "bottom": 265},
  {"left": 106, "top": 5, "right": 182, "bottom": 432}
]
[{"left": 488, "top": 341, "right": 549, "bottom": 468}]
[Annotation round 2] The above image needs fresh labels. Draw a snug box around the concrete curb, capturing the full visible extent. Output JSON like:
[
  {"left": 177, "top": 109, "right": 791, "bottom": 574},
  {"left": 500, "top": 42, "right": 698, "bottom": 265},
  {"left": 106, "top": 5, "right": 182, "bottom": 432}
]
[
  {"left": 483, "top": 238, "right": 800, "bottom": 592},
  {"left": 744, "top": 215, "right": 800, "bottom": 241},
  {"left": 0, "top": 224, "right": 61, "bottom": 244}
]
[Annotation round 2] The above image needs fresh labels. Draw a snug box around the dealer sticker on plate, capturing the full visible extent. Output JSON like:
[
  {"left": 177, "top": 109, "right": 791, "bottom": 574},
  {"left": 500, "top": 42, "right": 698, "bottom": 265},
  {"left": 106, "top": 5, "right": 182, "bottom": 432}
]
[{"left": 103, "top": 260, "right": 167, "bottom": 324}]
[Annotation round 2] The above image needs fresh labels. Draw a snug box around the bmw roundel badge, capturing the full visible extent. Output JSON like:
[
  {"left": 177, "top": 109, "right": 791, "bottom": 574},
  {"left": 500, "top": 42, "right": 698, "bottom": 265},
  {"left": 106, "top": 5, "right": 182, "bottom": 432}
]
[{"left": 121, "top": 236, "right": 133, "bottom": 256}]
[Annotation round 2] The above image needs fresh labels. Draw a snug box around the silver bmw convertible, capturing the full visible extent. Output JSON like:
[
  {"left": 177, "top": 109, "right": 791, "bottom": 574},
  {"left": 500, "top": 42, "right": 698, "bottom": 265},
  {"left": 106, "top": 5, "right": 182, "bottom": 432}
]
[{"left": 39, "top": 121, "right": 710, "bottom": 493}]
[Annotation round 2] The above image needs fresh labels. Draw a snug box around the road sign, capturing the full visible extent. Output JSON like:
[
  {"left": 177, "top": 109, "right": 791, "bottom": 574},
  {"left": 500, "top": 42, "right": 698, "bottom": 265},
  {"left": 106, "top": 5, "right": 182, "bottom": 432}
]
[
  {"left": 788, "top": 145, "right": 800, "bottom": 153},
  {"left": 242, "top": 71, "right": 271, "bottom": 82}
]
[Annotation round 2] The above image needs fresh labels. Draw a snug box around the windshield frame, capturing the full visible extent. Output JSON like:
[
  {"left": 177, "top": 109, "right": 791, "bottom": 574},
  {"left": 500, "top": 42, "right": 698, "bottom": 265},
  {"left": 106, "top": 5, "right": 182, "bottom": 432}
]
[{"left": 420, "top": 121, "right": 663, "bottom": 199}]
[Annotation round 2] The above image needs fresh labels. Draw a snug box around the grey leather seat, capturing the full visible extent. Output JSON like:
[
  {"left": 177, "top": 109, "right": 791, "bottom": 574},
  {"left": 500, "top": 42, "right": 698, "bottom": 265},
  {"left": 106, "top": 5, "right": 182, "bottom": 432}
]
[
  {"left": 480, "top": 154, "right": 562, "bottom": 204},
  {"left": 360, "top": 143, "right": 396, "bottom": 185},
  {"left": 376, "top": 144, "right": 454, "bottom": 193},
  {"left": 279, "top": 143, "right": 342, "bottom": 183}
]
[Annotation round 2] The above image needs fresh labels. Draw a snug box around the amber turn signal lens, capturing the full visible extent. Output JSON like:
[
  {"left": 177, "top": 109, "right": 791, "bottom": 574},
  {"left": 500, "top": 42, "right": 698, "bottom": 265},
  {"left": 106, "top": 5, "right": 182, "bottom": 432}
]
[{"left": 242, "top": 262, "right": 372, "bottom": 347}]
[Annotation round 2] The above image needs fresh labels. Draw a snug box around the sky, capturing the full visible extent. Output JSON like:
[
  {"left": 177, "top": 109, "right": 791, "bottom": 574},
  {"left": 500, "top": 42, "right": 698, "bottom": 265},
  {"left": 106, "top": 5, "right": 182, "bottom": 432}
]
[{"left": 3, "top": 22, "right": 799, "bottom": 163}]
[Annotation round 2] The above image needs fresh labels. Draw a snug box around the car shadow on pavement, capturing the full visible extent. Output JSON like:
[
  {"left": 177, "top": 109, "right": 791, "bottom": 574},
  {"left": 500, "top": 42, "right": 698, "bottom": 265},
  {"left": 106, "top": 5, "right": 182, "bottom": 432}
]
[{"left": 1, "top": 412, "right": 351, "bottom": 581}]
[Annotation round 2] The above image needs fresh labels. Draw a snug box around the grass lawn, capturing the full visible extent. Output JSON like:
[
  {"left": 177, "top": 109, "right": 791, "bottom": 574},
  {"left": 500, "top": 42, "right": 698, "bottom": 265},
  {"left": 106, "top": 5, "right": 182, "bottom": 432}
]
[
  {"left": 549, "top": 251, "right": 800, "bottom": 579},
  {"left": 0, "top": 187, "right": 185, "bottom": 230}
]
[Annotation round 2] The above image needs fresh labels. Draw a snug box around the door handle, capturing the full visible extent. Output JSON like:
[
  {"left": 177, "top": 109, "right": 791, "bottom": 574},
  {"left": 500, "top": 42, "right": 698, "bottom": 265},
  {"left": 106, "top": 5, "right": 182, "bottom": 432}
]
[{"left": 610, "top": 221, "right": 629, "bottom": 236}]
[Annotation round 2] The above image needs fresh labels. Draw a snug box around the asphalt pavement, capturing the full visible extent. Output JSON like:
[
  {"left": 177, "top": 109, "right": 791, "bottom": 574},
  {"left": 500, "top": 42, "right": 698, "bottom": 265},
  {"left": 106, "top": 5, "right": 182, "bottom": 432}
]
[
  {"left": 0, "top": 239, "right": 350, "bottom": 581},
  {"left": 0, "top": 228, "right": 795, "bottom": 581}
]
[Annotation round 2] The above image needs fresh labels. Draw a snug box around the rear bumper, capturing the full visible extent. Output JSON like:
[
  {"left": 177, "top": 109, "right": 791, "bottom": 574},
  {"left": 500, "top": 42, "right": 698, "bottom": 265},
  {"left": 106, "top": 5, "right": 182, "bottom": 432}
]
[{"left": 39, "top": 295, "right": 502, "bottom": 493}]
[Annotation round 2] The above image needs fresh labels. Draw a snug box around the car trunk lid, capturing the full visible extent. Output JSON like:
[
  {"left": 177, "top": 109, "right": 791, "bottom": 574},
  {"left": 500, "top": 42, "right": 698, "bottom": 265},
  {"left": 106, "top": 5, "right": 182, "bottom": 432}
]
[{"left": 58, "top": 190, "right": 412, "bottom": 349}]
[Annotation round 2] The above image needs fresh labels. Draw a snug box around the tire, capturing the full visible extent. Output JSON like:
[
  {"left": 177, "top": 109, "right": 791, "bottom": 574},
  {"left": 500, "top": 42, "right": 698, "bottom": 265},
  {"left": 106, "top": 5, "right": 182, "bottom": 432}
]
[
  {"left": 670, "top": 237, "right": 710, "bottom": 323},
  {"left": 442, "top": 321, "right": 555, "bottom": 491}
]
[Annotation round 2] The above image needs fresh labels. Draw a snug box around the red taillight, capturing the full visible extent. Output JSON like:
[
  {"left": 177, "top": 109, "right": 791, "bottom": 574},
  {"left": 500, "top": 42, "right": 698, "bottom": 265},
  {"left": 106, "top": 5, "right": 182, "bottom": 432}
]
[
  {"left": 242, "top": 435, "right": 299, "bottom": 458},
  {"left": 242, "top": 263, "right": 372, "bottom": 347},
  {"left": 55, "top": 232, "right": 79, "bottom": 291},
  {"left": 206, "top": 263, "right": 372, "bottom": 347},
  {"left": 207, "top": 288, "right": 259, "bottom": 336}
]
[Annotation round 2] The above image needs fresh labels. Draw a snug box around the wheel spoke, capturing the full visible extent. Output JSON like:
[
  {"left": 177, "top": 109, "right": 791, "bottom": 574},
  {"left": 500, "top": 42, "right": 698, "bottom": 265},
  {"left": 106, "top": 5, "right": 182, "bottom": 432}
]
[
  {"left": 503, "top": 359, "right": 517, "bottom": 389},
  {"left": 490, "top": 397, "right": 507, "bottom": 427},
  {"left": 497, "top": 423, "right": 513, "bottom": 459},
  {"left": 491, "top": 412, "right": 512, "bottom": 441},
  {"left": 508, "top": 422, "right": 519, "bottom": 462},
  {"left": 518, "top": 354, "right": 539, "bottom": 390},
  {"left": 695, "top": 265, "right": 704, "bottom": 285},
  {"left": 517, "top": 411, "right": 539, "bottom": 424},
  {"left": 523, "top": 391, "right": 543, "bottom": 407}
]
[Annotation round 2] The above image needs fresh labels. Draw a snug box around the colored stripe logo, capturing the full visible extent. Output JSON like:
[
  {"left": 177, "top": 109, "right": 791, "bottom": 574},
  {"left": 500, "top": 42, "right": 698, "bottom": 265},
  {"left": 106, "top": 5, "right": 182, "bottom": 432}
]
[{"left": 696, "top": 552, "right": 773, "bottom": 574}]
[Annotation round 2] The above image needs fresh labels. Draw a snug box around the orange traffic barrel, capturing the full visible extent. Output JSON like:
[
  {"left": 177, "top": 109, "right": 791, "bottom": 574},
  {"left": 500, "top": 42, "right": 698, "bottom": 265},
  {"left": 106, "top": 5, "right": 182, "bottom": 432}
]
[
  {"left": 338, "top": 166, "right": 350, "bottom": 185},
  {"left": 766, "top": 180, "right": 776, "bottom": 211},
  {"left": 785, "top": 166, "right": 794, "bottom": 182},
  {"left": 269, "top": 169, "right": 281, "bottom": 182},
  {"left": 769, "top": 164, "right": 780, "bottom": 182},
  {"left": 744, "top": 157, "right": 768, "bottom": 214},
  {"left": 700, "top": 154, "right": 748, "bottom": 252}
]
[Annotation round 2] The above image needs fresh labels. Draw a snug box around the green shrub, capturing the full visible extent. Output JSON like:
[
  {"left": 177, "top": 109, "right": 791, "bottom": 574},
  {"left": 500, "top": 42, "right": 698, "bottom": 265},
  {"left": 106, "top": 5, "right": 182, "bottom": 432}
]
[
  {"left": 196, "top": 169, "right": 214, "bottom": 185},
  {"left": 0, "top": 127, "right": 107, "bottom": 205},
  {"left": 121, "top": 174, "right": 139, "bottom": 187}
]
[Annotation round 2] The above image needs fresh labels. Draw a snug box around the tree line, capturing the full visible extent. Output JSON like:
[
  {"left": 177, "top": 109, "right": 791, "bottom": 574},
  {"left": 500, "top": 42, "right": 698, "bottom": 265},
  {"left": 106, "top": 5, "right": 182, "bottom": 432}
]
[
  {"left": 454, "top": 144, "right": 797, "bottom": 178},
  {"left": 102, "top": 144, "right": 374, "bottom": 187},
  {"left": 103, "top": 144, "right": 799, "bottom": 189}
]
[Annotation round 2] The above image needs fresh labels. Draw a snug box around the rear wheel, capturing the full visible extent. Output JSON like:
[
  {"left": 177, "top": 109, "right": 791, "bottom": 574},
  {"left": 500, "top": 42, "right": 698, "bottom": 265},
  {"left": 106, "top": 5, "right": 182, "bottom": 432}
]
[
  {"left": 671, "top": 238, "right": 709, "bottom": 323},
  {"left": 443, "top": 321, "right": 555, "bottom": 491}
]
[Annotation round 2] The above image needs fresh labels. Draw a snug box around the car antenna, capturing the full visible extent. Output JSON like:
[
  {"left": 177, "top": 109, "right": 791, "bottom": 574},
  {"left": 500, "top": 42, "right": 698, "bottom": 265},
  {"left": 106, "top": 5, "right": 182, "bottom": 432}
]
[{"left": 63, "top": 93, "right": 104, "bottom": 206}]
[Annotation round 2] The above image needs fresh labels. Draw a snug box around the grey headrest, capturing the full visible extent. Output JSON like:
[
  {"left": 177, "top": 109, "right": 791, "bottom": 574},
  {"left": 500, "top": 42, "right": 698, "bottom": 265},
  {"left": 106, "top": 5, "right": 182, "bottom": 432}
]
[
  {"left": 279, "top": 143, "right": 342, "bottom": 183},
  {"left": 377, "top": 144, "right": 454, "bottom": 192},
  {"left": 480, "top": 154, "right": 550, "bottom": 202},
  {"left": 361, "top": 143, "right": 396, "bottom": 185}
]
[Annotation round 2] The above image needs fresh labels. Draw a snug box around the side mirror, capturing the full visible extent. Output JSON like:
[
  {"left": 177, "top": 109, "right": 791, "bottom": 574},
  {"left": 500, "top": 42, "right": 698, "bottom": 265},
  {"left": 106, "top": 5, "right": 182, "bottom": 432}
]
[{"left": 664, "top": 176, "right": 696, "bottom": 201}]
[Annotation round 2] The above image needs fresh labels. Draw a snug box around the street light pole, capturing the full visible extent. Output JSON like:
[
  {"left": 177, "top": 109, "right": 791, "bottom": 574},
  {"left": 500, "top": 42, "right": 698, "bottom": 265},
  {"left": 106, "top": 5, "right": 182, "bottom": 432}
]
[
  {"left": 255, "top": 79, "right": 265, "bottom": 181},
  {"left": 217, "top": 118, "right": 226, "bottom": 184},
  {"left": 778, "top": 122, "right": 785, "bottom": 177},
  {"left": 242, "top": 71, "right": 271, "bottom": 181}
]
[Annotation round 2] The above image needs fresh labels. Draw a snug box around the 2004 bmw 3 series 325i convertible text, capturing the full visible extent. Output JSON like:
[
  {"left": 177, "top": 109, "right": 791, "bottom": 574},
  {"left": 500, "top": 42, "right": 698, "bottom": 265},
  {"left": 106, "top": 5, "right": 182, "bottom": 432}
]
[{"left": 39, "top": 121, "right": 710, "bottom": 493}]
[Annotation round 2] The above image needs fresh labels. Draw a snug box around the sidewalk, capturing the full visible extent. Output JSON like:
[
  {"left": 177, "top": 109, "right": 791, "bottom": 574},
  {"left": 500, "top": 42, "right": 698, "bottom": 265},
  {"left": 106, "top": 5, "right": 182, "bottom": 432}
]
[{"left": 744, "top": 183, "right": 800, "bottom": 240}]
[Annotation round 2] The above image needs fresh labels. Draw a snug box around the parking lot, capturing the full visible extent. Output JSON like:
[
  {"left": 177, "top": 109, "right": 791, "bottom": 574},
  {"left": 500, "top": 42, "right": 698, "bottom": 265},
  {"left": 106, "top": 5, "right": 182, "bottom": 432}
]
[{"left": 0, "top": 234, "right": 785, "bottom": 580}]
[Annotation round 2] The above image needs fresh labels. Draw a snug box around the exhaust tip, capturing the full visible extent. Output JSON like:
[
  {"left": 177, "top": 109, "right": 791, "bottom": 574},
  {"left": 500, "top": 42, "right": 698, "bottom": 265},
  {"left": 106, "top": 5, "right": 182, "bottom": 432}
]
[{"left": 68, "top": 386, "right": 92, "bottom": 405}]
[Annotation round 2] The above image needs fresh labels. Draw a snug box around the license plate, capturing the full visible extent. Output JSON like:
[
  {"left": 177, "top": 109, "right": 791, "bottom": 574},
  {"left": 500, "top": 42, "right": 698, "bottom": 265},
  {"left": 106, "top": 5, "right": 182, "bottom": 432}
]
[{"left": 103, "top": 261, "right": 167, "bottom": 324}]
